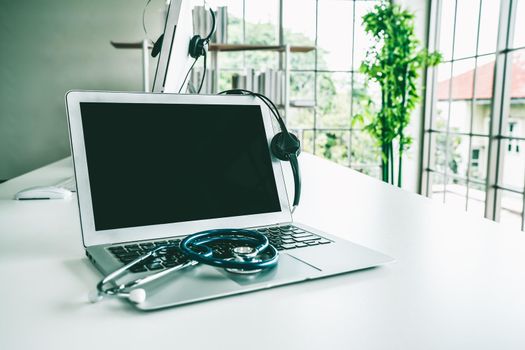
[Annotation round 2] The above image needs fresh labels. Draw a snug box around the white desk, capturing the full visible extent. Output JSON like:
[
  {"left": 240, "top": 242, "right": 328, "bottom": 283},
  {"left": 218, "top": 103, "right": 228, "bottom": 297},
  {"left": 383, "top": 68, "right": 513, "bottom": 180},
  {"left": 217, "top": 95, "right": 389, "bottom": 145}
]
[{"left": 1, "top": 154, "right": 524, "bottom": 349}]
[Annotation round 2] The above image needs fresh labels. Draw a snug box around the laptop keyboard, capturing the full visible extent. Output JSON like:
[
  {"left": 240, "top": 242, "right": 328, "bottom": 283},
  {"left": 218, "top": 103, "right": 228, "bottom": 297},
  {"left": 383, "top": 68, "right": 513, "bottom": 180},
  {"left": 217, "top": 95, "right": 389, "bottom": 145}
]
[{"left": 106, "top": 225, "right": 331, "bottom": 273}]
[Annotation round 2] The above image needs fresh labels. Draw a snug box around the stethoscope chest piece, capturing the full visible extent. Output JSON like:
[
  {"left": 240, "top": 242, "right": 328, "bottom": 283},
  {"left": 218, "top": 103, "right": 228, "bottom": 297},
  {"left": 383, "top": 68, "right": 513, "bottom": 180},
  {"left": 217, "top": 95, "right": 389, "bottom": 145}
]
[{"left": 226, "top": 246, "right": 263, "bottom": 274}]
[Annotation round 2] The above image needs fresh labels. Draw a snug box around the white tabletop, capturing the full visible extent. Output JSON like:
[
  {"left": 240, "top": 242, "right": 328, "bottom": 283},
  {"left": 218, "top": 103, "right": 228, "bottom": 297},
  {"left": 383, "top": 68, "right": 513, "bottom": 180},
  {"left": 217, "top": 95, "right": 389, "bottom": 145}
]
[{"left": 1, "top": 154, "right": 524, "bottom": 349}]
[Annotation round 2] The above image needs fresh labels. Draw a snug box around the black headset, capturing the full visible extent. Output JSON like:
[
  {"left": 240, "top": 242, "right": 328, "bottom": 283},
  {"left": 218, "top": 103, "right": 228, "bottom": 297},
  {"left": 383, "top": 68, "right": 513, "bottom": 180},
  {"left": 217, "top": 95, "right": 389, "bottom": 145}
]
[
  {"left": 151, "top": 7, "right": 216, "bottom": 59},
  {"left": 188, "top": 8, "right": 216, "bottom": 59},
  {"left": 219, "top": 89, "right": 302, "bottom": 209}
]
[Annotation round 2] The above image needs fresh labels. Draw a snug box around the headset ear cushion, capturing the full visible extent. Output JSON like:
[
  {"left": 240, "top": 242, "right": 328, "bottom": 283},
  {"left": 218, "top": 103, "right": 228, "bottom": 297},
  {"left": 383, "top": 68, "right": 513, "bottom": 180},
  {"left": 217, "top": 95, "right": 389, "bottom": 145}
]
[
  {"left": 189, "top": 35, "right": 203, "bottom": 58},
  {"left": 270, "top": 132, "right": 301, "bottom": 161}
]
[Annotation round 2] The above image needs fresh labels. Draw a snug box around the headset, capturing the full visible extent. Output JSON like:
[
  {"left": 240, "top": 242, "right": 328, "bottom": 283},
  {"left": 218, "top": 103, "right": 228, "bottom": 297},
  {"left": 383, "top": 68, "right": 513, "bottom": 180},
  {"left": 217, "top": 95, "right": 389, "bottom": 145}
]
[
  {"left": 188, "top": 8, "right": 216, "bottom": 60},
  {"left": 151, "top": 6, "right": 216, "bottom": 60},
  {"left": 218, "top": 89, "right": 302, "bottom": 209}
]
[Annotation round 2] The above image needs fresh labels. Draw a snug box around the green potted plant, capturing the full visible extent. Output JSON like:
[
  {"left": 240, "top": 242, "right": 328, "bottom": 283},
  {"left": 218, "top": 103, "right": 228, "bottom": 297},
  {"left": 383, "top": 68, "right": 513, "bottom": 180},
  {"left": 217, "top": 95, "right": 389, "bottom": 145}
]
[{"left": 355, "top": 0, "right": 441, "bottom": 187}]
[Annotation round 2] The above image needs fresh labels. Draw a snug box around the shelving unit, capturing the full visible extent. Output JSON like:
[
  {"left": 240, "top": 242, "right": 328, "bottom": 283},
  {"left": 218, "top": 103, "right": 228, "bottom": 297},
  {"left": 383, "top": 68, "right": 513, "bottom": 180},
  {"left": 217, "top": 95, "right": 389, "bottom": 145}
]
[
  {"left": 110, "top": 40, "right": 316, "bottom": 118},
  {"left": 207, "top": 44, "right": 316, "bottom": 118}
]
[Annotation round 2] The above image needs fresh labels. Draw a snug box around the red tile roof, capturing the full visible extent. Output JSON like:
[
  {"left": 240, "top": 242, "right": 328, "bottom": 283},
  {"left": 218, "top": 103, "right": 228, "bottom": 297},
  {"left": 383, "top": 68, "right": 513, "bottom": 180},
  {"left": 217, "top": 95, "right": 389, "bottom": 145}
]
[{"left": 437, "top": 54, "right": 525, "bottom": 100}]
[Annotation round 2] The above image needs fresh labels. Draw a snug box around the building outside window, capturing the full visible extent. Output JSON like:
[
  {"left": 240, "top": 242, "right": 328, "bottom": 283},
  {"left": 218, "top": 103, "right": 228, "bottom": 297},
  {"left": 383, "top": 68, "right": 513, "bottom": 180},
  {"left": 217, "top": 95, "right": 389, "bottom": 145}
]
[{"left": 423, "top": 0, "right": 525, "bottom": 231}]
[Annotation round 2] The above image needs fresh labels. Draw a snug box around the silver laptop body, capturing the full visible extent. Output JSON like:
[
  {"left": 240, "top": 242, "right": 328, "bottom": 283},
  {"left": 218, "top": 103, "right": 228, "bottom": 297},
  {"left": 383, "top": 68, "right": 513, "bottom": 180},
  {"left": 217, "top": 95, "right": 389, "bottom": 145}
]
[{"left": 66, "top": 91, "right": 393, "bottom": 310}]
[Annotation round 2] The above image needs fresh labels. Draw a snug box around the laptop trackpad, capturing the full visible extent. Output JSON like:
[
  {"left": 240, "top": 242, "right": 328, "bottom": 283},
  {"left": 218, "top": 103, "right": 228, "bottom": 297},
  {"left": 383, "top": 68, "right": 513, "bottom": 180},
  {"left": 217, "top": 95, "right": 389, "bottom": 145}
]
[{"left": 221, "top": 253, "right": 321, "bottom": 286}]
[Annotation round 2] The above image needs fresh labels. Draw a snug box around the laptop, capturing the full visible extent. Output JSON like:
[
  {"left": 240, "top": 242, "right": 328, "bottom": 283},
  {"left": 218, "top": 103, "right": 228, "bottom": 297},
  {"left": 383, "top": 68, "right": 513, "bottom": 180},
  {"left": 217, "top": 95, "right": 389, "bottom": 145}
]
[{"left": 66, "top": 91, "right": 393, "bottom": 310}]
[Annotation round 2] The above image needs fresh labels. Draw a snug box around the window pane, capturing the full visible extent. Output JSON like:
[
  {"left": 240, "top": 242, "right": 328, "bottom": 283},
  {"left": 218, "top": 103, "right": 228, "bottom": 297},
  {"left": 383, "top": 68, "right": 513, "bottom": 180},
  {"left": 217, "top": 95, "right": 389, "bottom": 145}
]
[
  {"left": 290, "top": 72, "right": 315, "bottom": 102},
  {"left": 245, "top": 0, "right": 279, "bottom": 45},
  {"left": 283, "top": 0, "right": 316, "bottom": 46},
  {"left": 219, "top": 52, "right": 244, "bottom": 70},
  {"left": 350, "top": 131, "right": 380, "bottom": 170},
  {"left": 432, "top": 132, "right": 447, "bottom": 173},
  {"left": 284, "top": 0, "right": 316, "bottom": 70},
  {"left": 472, "top": 55, "right": 495, "bottom": 135},
  {"left": 316, "top": 72, "right": 351, "bottom": 128},
  {"left": 315, "top": 130, "right": 350, "bottom": 165},
  {"left": 449, "top": 59, "right": 476, "bottom": 134},
  {"left": 502, "top": 50, "right": 525, "bottom": 138},
  {"left": 287, "top": 108, "right": 314, "bottom": 130},
  {"left": 499, "top": 190, "right": 523, "bottom": 231},
  {"left": 501, "top": 139, "right": 525, "bottom": 192},
  {"left": 317, "top": 0, "right": 353, "bottom": 71},
  {"left": 352, "top": 73, "right": 380, "bottom": 116},
  {"left": 301, "top": 130, "right": 315, "bottom": 154},
  {"left": 477, "top": 0, "right": 500, "bottom": 55},
  {"left": 444, "top": 177, "right": 467, "bottom": 211},
  {"left": 353, "top": 1, "right": 379, "bottom": 70},
  {"left": 453, "top": 0, "right": 480, "bottom": 59},
  {"left": 513, "top": 0, "right": 525, "bottom": 49},
  {"left": 467, "top": 183, "right": 486, "bottom": 217},
  {"left": 469, "top": 136, "right": 489, "bottom": 181},
  {"left": 446, "top": 135, "right": 469, "bottom": 179},
  {"left": 438, "top": 0, "right": 456, "bottom": 61},
  {"left": 245, "top": 51, "right": 279, "bottom": 70},
  {"left": 434, "top": 62, "right": 452, "bottom": 130},
  {"left": 431, "top": 172, "right": 446, "bottom": 202}
]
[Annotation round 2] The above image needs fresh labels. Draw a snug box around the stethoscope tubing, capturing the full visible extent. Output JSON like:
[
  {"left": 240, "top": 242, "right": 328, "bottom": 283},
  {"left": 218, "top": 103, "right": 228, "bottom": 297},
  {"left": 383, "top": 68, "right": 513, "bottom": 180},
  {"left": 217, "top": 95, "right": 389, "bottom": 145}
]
[
  {"left": 95, "top": 229, "right": 279, "bottom": 300},
  {"left": 180, "top": 229, "right": 279, "bottom": 270}
]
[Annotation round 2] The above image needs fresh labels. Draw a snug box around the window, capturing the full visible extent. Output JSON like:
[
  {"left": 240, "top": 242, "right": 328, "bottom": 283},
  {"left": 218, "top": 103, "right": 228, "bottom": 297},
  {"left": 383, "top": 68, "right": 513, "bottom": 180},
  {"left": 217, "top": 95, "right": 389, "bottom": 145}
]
[
  {"left": 207, "top": 0, "right": 382, "bottom": 178},
  {"left": 423, "top": 0, "right": 525, "bottom": 231}
]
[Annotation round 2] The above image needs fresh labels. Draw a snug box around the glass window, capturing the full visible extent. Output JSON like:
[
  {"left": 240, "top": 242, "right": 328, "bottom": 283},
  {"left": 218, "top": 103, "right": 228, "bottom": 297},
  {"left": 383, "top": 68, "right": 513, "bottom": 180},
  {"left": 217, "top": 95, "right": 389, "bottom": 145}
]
[
  {"left": 513, "top": 0, "right": 525, "bottom": 48},
  {"left": 212, "top": 0, "right": 383, "bottom": 181},
  {"left": 317, "top": 0, "right": 353, "bottom": 71},
  {"left": 425, "top": 0, "right": 525, "bottom": 230},
  {"left": 316, "top": 72, "right": 351, "bottom": 128},
  {"left": 453, "top": 0, "right": 480, "bottom": 59}
]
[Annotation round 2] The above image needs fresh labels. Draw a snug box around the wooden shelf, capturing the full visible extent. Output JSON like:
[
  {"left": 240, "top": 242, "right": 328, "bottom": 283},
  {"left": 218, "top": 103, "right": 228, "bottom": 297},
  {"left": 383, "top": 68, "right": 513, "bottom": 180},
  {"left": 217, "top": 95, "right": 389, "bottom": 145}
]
[
  {"left": 110, "top": 41, "right": 152, "bottom": 49},
  {"left": 208, "top": 44, "right": 315, "bottom": 53},
  {"left": 110, "top": 42, "right": 315, "bottom": 53}
]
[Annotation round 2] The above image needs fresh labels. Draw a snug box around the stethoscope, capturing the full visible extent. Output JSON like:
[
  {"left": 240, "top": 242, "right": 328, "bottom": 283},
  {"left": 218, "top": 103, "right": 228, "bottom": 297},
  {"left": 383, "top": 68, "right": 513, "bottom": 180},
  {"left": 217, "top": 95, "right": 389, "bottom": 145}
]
[{"left": 88, "top": 229, "right": 279, "bottom": 304}]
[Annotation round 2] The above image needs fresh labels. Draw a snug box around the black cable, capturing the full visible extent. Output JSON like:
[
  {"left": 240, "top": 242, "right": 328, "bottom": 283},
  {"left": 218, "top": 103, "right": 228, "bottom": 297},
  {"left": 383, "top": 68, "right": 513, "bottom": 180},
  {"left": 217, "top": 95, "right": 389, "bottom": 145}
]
[
  {"left": 178, "top": 57, "right": 199, "bottom": 93},
  {"left": 198, "top": 50, "right": 207, "bottom": 93},
  {"left": 142, "top": 0, "right": 153, "bottom": 42},
  {"left": 218, "top": 89, "right": 287, "bottom": 131}
]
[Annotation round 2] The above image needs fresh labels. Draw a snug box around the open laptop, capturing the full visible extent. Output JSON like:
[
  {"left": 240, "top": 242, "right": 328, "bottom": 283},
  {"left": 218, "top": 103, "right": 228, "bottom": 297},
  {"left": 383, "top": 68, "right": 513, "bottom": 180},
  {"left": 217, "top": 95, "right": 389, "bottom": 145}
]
[{"left": 66, "top": 91, "right": 393, "bottom": 310}]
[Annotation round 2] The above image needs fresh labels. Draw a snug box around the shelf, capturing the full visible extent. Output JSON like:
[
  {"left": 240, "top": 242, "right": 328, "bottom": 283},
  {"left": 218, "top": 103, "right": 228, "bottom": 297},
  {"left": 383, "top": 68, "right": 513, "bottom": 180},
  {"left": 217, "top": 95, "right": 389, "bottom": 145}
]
[
  {"left": 208, "top": 44, "right": 315, "bottom": 53},
  {"left": 110, "top": 41, "right": 152, "bottom": 49},
  {"left": 110, "top": 42, "right": 315, "bottom": 53},
  {"left": 290, "top": 100, "right": 316, "bottom": 108}
]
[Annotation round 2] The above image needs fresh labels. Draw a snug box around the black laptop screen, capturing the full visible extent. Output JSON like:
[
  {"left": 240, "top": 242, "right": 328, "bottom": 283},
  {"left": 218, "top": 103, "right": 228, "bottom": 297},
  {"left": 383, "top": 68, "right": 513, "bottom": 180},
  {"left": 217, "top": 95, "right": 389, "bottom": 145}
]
[{"left": 79, "top": 102, "right": 282, "bottom": 231}]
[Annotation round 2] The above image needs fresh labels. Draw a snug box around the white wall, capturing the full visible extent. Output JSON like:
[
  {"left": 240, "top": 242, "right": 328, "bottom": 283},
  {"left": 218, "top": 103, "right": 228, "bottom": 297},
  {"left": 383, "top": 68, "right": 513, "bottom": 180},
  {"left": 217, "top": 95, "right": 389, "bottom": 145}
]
[{"left": 0, "top": 0, "right": 164, "bottom": 180}]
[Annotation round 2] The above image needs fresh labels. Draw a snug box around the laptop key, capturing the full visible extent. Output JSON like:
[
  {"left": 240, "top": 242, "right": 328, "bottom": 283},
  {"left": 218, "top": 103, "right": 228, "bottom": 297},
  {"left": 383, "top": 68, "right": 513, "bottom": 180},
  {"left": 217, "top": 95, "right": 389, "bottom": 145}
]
[
  {"left": 130, "top": 265, "right": 147, "bottom": 273},
  {"left": 292, "top": 232, "right": 313, "bottom": 238},
  {"left": 281, "top": 243, "right": 297, "bottom": 249},
  {"left": 146, "top": 263, "right": 164, "bottom": 270},
  {"left": 305, "top": 240, "right": 320, "bottom": 246},
  {"left": 293, "top": 236, "right": 319, "bottom": 242},
  {"left": 318, "top": 239, "right": 331, "bottom": 244}
]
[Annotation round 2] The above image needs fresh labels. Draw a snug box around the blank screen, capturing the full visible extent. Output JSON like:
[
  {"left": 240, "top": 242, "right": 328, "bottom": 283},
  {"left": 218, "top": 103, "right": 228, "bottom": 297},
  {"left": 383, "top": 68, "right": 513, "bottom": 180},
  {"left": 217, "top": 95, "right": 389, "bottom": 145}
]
[{"left": 79, "top": 102, "right": 282, "bottom": 231}]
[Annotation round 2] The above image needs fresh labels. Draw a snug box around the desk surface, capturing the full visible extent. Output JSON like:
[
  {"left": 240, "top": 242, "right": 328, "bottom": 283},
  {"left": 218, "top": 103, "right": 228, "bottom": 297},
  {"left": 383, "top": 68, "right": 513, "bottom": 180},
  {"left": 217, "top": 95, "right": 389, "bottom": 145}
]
[{"left": 1, "top": 154, "right": 524, "bottom": 349}]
